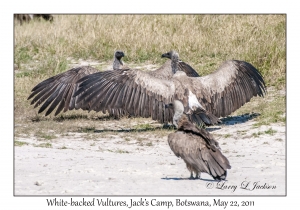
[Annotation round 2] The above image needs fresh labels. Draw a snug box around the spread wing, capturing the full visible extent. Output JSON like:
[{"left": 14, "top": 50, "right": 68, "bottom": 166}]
[
  {"left": 178, "top": 60, "right": 200, "bottom": 77},
  {"left": 187, "top": 107, "right": 221, "bottom": 125},
  {"left": 73, "top": 65, "right": 214, "bottom": 125},
  {"left": 27, "top": 66, "right": 98, "bottom": 116},
  {"left": 27, "top": 50, "right": 126, "bottom": 117},
  {"left": 168, "top": 131, "right": 231, "bottom": 180},
  {"left": 187, "top": 60, "right": 266, "bottom": 117},
  {"left": 74, "top": 68, "right": 176, "bottom": 123},
  {"left": 74, "top": 60, "right": 265, "bottom": 125}
]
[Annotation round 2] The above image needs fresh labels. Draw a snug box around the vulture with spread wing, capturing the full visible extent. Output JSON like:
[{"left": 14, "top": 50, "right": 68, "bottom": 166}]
[
  {"left": 74, "top": 50, "right": 266, "bottom": 126},
  {"left": 27, "top": 50, "right": 126, "bottom": 116},
  {"left": 28, "top": 50, "right": 200, "bottom": 118},
  {"left": 168, "top": 112, "right": 231, "bottom": 180}
]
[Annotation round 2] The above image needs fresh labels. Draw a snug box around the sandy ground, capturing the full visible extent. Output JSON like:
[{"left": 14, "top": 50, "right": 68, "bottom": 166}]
[{"left": 14, "top": 115, "right": 285, "bottom": 196}]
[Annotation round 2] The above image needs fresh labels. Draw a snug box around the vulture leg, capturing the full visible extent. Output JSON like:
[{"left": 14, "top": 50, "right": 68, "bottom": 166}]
[{"left": 189, "top": 172, "right": 194, "bottom": 180}]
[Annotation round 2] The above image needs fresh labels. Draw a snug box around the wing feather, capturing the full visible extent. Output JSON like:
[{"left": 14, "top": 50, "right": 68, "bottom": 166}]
[
  {"left": 188, "top": 60, "right": 266, "bottom": 117},
  {"left": 73, "top": 59, "right": 265, "bottom": 124},
  {"left": 178, "top": 61, "right": 200, "bottom": 77},
  {"left": 74, "top": 69, "right": 176, "bottom": 122},
  {"left": 28, "top": 66, "right": 98, "bottom": 116}
]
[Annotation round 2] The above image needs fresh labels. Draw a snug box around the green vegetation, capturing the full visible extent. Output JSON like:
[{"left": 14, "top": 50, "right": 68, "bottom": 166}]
[
  {"left": 237, "top": 130, "right": 248, "bottom": 135},
  {"left": 146, "top": 142, "right": 153, "bottom": 146},
  {"left": 34, "top": 143, "right": 52, "bottom": 148},
  {"left": 251, "top": 128, "right": 278, "bottom": 138},
  {"left": 224, "top": 134, "right": 232, "bottom": 138},
  {"left": 236, "top": 155, "right": 245, "bottom": 157},
  {"left": 106, "top": 149, "right": 129, "bottom": 154},
  {"left": 79, "top": 126, "right": 96, "bottom": 133},
  {"left": 133, "top": 123, "right": 154, "bottom": 131},
  {"left": 37, "top": 132, "right": 57, "bottom": 140},
  {"left": 234, "top": 94, "right": 286, "bottom": 126},
  {"left": 252, "top": 131, "right": 264, "bottom": 138},
  {"left": 115, "top": 149, "right": 129, "bottom": 154},
  {"left": 14, "top": 140, "right": 29, "bottom": 146},
  {"left": 264, "top": 128, "right": 277, "bottom": 135}
]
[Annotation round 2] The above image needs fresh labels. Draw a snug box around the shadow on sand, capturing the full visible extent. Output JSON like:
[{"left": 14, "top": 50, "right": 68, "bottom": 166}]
[
  {"left": 75, "top": 113, "right": 259, "bottom": 133},
  {"left": 219, "top": 112, "right": 260, "bottom": 126},
  {"left": 161, "top": 177, "right": 221, "bottom": 182},
  {"left": 77, "top": 124, "right": 176, "bottom": 133},
  {"left": 92, "top": 127, "right": 170, "bottom": 133}
]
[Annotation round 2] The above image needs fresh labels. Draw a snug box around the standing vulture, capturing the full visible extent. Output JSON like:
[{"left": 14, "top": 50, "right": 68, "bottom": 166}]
[
  {"left": 74, "top": 50, "right": 266, "bottom": 126},
  {"left": 27, "top": 50, "right": 125, "bottom": 116},
  {"left": 168, "top": 112, "right": 231, "bottom": 180}
]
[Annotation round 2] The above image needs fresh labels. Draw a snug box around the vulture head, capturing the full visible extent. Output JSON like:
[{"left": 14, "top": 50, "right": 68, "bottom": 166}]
[
  {"left": 115, "top": 50, "right": 125, "bottom": 60},
  {"left": 161, "top": 51, "right": 173, "bottom": 59},
  {"left": 177, "top": 114, "right": 190, "bottom": 129},
  {"left": 162, "top": 51, "right": 180, "bottom": 74},
  {"left": 113, "top": 50, "right": 125, "bottom": 70},
  {"left": 162, "top": 50, "right": 200, "bottom": 77},
  {"left": 165, "top": 100, "right": 185, "bottom": 127},
  {"left": 161, "top": 51, "right": 179, "bottom": 62}
]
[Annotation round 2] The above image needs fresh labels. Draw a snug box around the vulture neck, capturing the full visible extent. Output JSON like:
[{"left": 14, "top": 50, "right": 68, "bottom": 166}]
[
  {"left": 172, "top": 100, "right": 185, "bottom": 127},
  {"left": 171, "top": 53, "right": 179, "bottom": 74},
  {"left": 113, "top": 57, "right": 123, "bottom": 70}
]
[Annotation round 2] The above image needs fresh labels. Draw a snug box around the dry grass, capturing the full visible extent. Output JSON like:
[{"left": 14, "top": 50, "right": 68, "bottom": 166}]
[
  {"left": 233, "top": 87, "right": 286, "bottom": 126},
  {"left": 14, "top": 14, "right": 286, "bottom": 138},
  {"left": 15, "top": 15, "right": 285, "bottom": 83}
]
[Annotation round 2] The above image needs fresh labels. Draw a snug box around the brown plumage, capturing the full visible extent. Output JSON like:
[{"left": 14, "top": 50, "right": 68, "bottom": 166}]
[
  {"left": 168, "top": 114, "right": 231, "bottom": 180},
  {"left": 27, "top": 50, "right": 194, "bottom": 118},
  {"left": 165, "top": 100, "right": 221, "bottom": 127},
  {"left": 74, "top": 51, "right": 266, "bottom": 126},
  {"left": 27, "top": 50, "right": 125, "bottom": 116}
]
